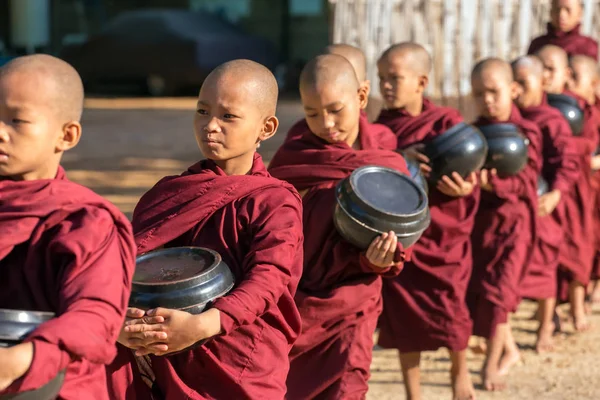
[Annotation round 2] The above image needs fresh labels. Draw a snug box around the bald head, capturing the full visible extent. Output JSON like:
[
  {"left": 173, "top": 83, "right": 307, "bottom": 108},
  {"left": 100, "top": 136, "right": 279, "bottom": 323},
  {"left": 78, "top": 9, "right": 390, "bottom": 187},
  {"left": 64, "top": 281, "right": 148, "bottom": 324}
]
[
  {"left": 0, "top": 54, "right": 84, "bottom": 121},
  {"left": 380, "top": 42, "right": 432, "bottom": 75},
  {"left": 570, "top": 54, "right": 597, "bottom": 76},
  {"left": 323, "top": 44, "right": 367, "bottom": 83},
  {"left": 471, "top": 57, "right": 513, "bottom": 83},
  {"left": 300, "top": 54, "right": 359, "bottom": 93},
  {"left": 569, "top": 54, "right": 598, "bottom": 103},
  {"left": 203, "top": 59, "right": 278, "bottom": 116},
  {"left": 537, "top": 45, "right": 569, "bottom": 69},
  {"left": 511, "top": 55, "right": 544, "bottom": 78}
]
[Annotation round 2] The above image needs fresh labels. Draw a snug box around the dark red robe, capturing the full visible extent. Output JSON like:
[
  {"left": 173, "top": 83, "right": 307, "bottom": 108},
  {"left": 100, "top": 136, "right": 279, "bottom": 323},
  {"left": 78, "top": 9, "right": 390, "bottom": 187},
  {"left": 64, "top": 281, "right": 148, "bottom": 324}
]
[
  {"left": 375, "top": 98, "right": 478, "bottom": 352},
  {"left": 268, "top": 117, "right": 410, "bottom": 400},
  {"left": 468, "top": 106, "right": 542, "bottom": 339},
  {"left": 528, "top": 23, "right": 599, "bottom": 61},
  {"left": 106, "top": 153, "right": 304, "bottom": 400},
  {"left": 555, "top": 93, "right": 599, "bottom": 297},
  {"left": 592, "top": 99, "right": 600, "bottom": 280},
  {"left": 0, "top": 168, "right": 136, "bottom": 400},
  {"left": 519, "top": 95, "right": 581, "bottom": 299}
]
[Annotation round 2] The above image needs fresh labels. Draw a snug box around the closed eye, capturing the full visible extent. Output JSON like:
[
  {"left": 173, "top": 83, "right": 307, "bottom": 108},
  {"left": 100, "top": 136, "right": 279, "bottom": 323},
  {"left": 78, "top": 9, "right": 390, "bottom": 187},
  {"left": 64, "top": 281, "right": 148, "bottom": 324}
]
[
  {"left": 196, "top": 109, "right": 209, "bottom": 115},
  {"left": 223, "top": 113, "right": 238, "bottom": 119},
  {"left": 330, "top": 108, "right": 344, "bottom": 114},
  {"left": 12, "top": 118, "right": 29, "bottom": 124}
]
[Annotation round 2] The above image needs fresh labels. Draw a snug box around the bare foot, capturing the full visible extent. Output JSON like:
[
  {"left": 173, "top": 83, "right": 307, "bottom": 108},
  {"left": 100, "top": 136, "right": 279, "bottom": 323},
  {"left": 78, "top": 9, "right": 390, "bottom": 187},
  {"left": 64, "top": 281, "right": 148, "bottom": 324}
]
[
  {"left": 572, "top": 313, "right": 592, "bottom": 332},
  {"left": 585, "top": 301, "right": 592, "bottom": 316},
  {"left": 481, "top": 365, "right": 506, "bottom": 392},
  {"left": 451, "top": 371, "right": 476, "bottom": 400},
  {"left": 535, "top": 322, "right": 555, "bottom": 353},
  {"left": 591, "top": 284, "right": 600, "bottom": 304},
  {"left": 498, "top": 348, "right": 521, "bottom": 376}
]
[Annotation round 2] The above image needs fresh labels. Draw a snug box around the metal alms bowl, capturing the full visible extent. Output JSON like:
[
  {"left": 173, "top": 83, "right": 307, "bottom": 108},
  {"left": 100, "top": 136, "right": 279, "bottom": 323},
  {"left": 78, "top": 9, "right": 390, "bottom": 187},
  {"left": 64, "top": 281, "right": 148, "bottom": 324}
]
[
  {"left": 334, "top": 165, "right": 431, "bottom": 250},
  {"left": 547, "top": 93, "right": 584, "bottom": 137},
  {"left": 423, "top": 122, "right": 488, "bottom": 182},
  {"left": 129, "top": 247, "right": 235, "bottom": 315},
  {"left": 478, "top": 123, "right": 529, "bottom": 177}
]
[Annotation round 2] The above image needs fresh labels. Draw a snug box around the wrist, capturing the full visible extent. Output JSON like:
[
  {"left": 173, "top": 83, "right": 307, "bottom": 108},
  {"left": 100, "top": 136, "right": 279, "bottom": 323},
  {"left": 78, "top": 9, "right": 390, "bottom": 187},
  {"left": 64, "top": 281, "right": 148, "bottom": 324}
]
[
  {"left": 195, "top": 308, "right": 222, "bottom": 341},
  {"left": 8, "top": 342, "right": 34, "bottom": 381}
]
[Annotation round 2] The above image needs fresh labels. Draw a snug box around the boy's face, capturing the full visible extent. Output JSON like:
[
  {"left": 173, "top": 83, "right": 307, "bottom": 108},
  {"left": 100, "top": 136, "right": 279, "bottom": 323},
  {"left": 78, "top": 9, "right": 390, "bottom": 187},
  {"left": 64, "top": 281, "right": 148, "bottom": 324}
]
[
  {"left": 377, "top": 54, "right": 425, "bottom": 110},
  {"left": 513, "top": 66, "right": 544, "bottom": 109},
  {"left": 300, "top": 80, "right": 366, "bottom": 147},
  {"left": 551, "top": 0, "right": 582, "bottom": 33},
  {"left": 194, "top": 74, "right": 272, "bottom": 162},
  {"left": 569, "top": 62, "right": 597, "bottom": 103},
  {"left": 538, "top": 53, "right": 570, "bottom": 94},
  {"left": 471, "top": 68, "right": 517, "bottom": 121},
  {"left": 0, "top": 71, "right": 64, "bottom": 180}
]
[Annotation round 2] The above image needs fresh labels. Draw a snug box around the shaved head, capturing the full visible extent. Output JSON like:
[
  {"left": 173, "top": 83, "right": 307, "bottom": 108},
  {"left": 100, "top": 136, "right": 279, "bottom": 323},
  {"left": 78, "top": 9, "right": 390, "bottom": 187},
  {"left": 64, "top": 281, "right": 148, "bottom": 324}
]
[
  {"left": 380, "top": 42, "right": 432, "bottom": 75},
  {"left": 569, "top": 54, "right": 598, "bottom": 103},
  {"left": 300, "top": 54, "right": 359, "bottom": 93},
  {"left": 203, "top": 59, "right": 278, "bottom": 116},
  {"left": 536, "top": 45, "right": 570, "bottom": 93},
  {"left": 0, "top": 54, "right": 84, "bottom": 121},
  {"left": 511, "top": 55, "right": 544, "bottom": 78},
  {"left": 471, "top": 57, "right": 513, "bottom": 83},
  {"left": 536, "top": 45, "right": 569, "bottom": 69},
  {"left": 570, "top": 54, "right": 597, "bottom": 76},
  {"left": 324, "top": 44, "right": 367, "bottom": 83}
]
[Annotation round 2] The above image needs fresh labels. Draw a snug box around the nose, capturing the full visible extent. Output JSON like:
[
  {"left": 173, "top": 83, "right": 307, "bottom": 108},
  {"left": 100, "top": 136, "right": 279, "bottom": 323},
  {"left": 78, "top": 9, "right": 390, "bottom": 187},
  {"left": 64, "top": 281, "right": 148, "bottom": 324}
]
[
  {"left": 204, "top": 116, "right": 221, "bottom": 133},
  {"left": 0, "top": 122, "right": 9, "bottom": 142},
  {"left": 381, "top": 79, "right": 392, "bottom": 91},
  {"left": 323, "top": 114, "right": 335, "bottom": 130},
  {"left": 484, "top": 93, "right": 494, "bottom": 105}
]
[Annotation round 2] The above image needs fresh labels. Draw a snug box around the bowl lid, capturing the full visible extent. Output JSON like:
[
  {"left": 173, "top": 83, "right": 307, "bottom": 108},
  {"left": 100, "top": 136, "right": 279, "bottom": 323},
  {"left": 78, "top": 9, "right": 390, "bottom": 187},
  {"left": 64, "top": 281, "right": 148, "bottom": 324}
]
[
  {"left": 478, "top": 123, "right": 522, "bottom": 137},
  {"left": 133, "top": 247, "right": 221, "bottom": 290},
  {"left": 348, "top": 165, "right": 427, "bottom": 217},
  {"left": 0, "top": 309, "right": 54, "bottom": 343}
]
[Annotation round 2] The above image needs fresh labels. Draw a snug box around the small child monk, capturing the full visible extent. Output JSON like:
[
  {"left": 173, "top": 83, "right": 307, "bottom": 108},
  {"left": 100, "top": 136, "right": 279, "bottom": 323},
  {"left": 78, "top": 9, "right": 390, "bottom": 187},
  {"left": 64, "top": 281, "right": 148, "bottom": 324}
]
[
  {"left": 528, "top": 0, "right": 598, "bottom": 61},
  {"left": 285, "top": 43, "right": 373, "bottom": 141},
  {"left": 537, "top": 45, "right": 599, "bottom": 331},
  {"left": 512, "top": 55, "right": 580, "bottom": 352},
  {"left": 564, "top": 54, "right": 600, "bottom": 322},
  {"left": 268, "top": 54, "right": 411, "bottom": 399},
  {"left": 0, "top": 55, "right": 136, "bottom": 397},
  {"left": 108, "top": 60, "right": 305, "bottom": 399},
  {"left": 375, "top": 42, "right": 478, "bottom": 400},
  {"left": 468, "top": 58, "right": 542, "bottom": 391}
]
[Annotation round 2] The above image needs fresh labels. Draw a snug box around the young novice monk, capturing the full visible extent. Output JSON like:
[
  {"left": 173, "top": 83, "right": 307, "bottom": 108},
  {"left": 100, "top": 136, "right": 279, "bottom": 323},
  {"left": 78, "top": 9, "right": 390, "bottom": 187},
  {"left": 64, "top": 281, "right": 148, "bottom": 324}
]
[
  {"left": 109, "top": 60, "right": 304, "bottom": 399},
  {"left": 512, "top": 55, "right": 580, "bottom": 352},
  {"left": 563, "top": 55, "right": 600, "bottom": 324},
  {"left": 375, "top": 42, "right": 478, "bottom": 400},
  {"left": 537, "top": 45, "right": 599, "bottom": 330},
  {"left": 528, "top": 0, "right": 598, "bottom": 61},
  {"left": 286, "top": 43, "right": 372, "bottom": 141},
  {"left": 269, "top": 54, "right": 411, "bottom": 399},
  {"left": 468, "top": 58, "right": 542, "bottom": 391},
  {"left": 0, "top": 55, "right": 136, "bottom": 398}
]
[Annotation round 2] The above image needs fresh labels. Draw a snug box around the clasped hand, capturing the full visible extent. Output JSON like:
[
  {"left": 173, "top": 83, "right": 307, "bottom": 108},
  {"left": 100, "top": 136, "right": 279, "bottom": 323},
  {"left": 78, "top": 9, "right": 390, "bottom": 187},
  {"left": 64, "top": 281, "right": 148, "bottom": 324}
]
[{"left": 118, "top": 307, "right": 221, "bottom": 356}]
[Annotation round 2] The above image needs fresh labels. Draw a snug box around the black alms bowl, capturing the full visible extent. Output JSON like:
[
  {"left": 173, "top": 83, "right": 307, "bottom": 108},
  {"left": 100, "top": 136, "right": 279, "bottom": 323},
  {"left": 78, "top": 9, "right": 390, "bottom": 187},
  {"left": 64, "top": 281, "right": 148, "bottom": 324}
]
[
  {"left": 478, "top": 123, "right": 529, "bottom": 177},
  {"left": 547, "top": 93, "right": 584, "bottom": 136},
  {"left": 537, "top": 176, "right": 550, "bottom": 196},
  {"left": 334, "top": 165, "right": 431, "bottom": 250},
  {"left": 405, "top": 159, "right": 429, "bottom": 195},
  {"left": 0, "top": 310, "right": 64, "bottom": 400},
  {"left": 423, "top": 122, "right": 488, "bottom": 182},
  {"left": 129, "top": 247, "right": 235, "bottom": 315}
]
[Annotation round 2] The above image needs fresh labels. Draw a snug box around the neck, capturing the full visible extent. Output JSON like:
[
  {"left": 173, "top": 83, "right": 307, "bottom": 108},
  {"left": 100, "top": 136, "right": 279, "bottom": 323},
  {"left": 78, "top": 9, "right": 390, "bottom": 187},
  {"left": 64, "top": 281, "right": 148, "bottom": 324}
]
[
  {"left": 403, "top": 99, "right": 424, "bottom": 117},
  {"left": 345, "top": 125, "right": 361, "bottom": 149},
  {"left": 527, "top": 92, "right": 544, "bottom": 108},
  {"left": 8, "top": 163, "right": 60, "bottom": 181},
  {"left": 214, "top": 152, "right": 255, "bottom": 176}
]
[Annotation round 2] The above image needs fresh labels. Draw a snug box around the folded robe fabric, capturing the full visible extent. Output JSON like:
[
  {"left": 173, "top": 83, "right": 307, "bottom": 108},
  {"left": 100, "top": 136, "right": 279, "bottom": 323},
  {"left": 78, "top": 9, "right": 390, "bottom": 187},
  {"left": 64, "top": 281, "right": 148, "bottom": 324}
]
[
  {"left": 375, "top": 98, "right": 478, "bottom": 353},
  {"left": 268, "top": 117, "right": 410, "bottom": 400},
  {"left": 107, "top": 153, "right": 304, "bottom": 400},
  {"left": 528, "top": 23, "right": 599, "bottom": 61},
  {"left": 519, "top": 95, "right": 581, "bottom": 300},
  {"left": 0, "top": 167, "right": 136, "bottom": 400},
  {"left": 468, "top": 105, "right": 542, "bottom": 339}
]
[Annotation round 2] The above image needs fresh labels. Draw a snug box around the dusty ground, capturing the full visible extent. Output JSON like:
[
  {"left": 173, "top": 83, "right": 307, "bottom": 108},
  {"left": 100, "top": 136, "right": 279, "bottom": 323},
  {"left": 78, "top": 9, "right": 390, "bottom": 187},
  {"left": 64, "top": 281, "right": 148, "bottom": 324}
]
[{"left": 71, "top": 98, "right": 600, "bottom": 400}]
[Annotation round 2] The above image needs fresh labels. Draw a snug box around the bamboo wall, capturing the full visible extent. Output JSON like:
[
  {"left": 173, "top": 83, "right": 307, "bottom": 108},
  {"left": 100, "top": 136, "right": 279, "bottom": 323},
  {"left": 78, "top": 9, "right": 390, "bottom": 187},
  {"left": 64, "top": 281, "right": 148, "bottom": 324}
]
[{"left": 329, "top": 0, "right": 600, "bottom": 118}]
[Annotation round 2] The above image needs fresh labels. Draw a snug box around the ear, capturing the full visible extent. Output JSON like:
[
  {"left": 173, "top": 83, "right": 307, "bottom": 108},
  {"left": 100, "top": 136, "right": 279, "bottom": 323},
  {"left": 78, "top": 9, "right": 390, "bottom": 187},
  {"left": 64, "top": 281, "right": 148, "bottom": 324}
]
[
  {"left": 362, "top": 80, "right": 371, "bottom": 98},
  {"left": 566, "top": 67, "right": 576, "bottom": 89},
  {"left": 510, "top": 81, "right": 522, "bottom": 100},
  {"left": 358, "top": 85, "right": 369, "bottom": 110},
  {"left": 56, "top": 121, "right": 82, "bottom": 152},
  {"left": 417, "top": 74, "right": 429, "bottom": 93},
  {"left": 258, "top": 115, "right": 279, "bottom": 143}
]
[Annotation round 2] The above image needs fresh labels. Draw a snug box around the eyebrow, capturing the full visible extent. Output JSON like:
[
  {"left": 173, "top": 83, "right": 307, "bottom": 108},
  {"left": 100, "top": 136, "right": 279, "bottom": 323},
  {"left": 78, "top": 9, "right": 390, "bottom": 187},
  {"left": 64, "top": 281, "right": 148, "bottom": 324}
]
[{"left": 304, "top": 102, "right": 343, "bottom": 111}]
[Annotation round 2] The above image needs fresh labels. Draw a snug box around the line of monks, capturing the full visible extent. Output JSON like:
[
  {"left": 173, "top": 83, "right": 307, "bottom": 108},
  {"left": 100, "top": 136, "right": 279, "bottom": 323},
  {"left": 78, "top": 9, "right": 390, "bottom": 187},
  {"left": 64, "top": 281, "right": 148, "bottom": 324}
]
[{"left": 0, "top": 0, "right": 598, "bottom": 399}]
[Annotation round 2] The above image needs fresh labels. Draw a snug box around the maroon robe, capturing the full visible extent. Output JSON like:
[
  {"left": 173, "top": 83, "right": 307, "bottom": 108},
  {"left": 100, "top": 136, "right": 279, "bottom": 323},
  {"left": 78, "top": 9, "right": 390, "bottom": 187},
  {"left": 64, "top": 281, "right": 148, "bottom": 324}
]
[
  {"left": 0, "top": 168, "right": 136, "bottom": 400},
  {"left": 468, "top": 106, "right": 542, "bottom": 339},
  {"left": 375, "top": 98, "right": 478, "bottom": 352},
  {"left": 528, "top": 23, "right": 599, "bottom": 61},
  {"left": 555, "top": 93, "right": 599, "bottom": 297},
  {"left": 268, "top": 117, "right": 410, "bottom": 400},
  {"left": 519, "top": 95, "right": 581, "bottom": 299},
  {"left": 107, "top": 153, "right": 304, "bottom": 400},
  {"left": 592, "top": 99, "right": 600, "bottom": 280}
]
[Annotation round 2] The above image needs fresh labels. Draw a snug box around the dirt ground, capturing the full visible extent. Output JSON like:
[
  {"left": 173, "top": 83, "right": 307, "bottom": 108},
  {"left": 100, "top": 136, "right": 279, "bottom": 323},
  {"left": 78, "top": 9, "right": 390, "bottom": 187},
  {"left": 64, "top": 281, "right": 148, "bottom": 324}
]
[{"left": 71, "top": 99, "right": 600, "bottom": 400}]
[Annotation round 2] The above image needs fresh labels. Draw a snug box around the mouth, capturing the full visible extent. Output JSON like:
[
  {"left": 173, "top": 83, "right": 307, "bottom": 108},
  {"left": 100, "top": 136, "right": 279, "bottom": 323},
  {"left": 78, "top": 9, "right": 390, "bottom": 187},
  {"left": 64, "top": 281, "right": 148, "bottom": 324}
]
[
  {"left": 323, "top": 131, "right": 341, "bottom": 140},
  {"left": 0, "top": 150, "right": 8, "bottom": 160}
]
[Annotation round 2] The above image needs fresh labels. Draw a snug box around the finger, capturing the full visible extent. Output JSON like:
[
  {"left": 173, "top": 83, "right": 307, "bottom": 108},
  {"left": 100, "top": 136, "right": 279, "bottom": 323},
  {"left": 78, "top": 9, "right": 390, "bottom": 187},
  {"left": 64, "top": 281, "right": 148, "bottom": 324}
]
[
  {"left": 440, "top": 175, "right": 460, "bottom": 193},
  {"left": 415, "top": 152, "right": 430, "bottom": 163},
  {"left": 127, "top": 331, "right": 168, "bottom": 343},
  {"left": 366, "top": 236, "right": 380, "bottom": 260},
  {"left": 377, "top": 232, "right": 395, "bottom": 263},
  {"left": 419, "top": 164, "right": 432, "bottom": 173},
  {"left": 124, "top": 323, "right": 166, "bottom": 333},
  {"left": 467, "top": 172, "right": 478, "bottom": 185},
  {"left": 126, "top": 308, "right": 146, "bottom": 318},
  {"left": 490, "top": 168, "right": 497, "bottom": 176},
  {"left": 376, "top": 233, "right": 388, "bottom": 251},
  {"left": 146, "top": 307, "right": 169, "bottom": 317},
  {"left": 125, "top": 316, "right": 165, "bottom": 326},
  {"left": 451, "top": 172, "right": 466, "bottom": 185}
]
